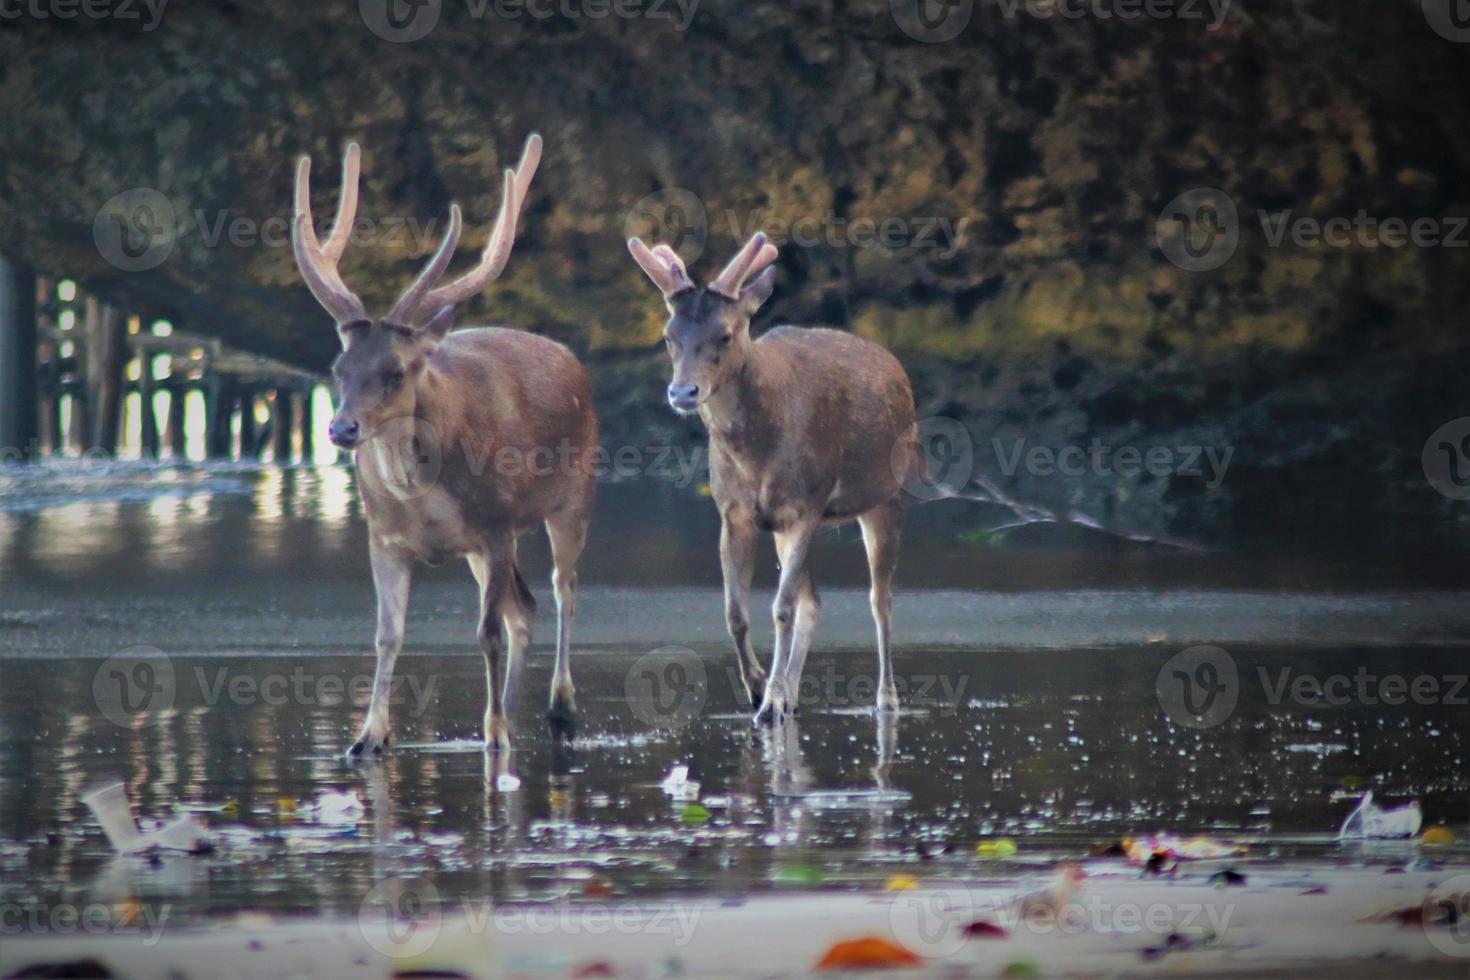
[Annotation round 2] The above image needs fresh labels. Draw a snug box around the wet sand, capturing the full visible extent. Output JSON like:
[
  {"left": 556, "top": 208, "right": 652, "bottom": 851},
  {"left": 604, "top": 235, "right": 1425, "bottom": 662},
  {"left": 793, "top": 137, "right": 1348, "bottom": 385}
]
[{"left": 2, "top": 463, "right": 1469, "bottom": 977}]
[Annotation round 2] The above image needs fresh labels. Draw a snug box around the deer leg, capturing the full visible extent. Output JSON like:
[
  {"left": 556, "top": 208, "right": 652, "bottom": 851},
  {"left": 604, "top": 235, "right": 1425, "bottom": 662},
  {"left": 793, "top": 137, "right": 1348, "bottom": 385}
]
[
  {"left": 720, "top": 508, "right": 766, "bottom": 709},
  {"left": 780, "top": 567, "right": 820, "bottom": 714},
  {"left": 860, "top": 499, "right": 905, "bottom": 714},
  {"left": 754, "top": 521, "right": 818, "bottom": 726},
  {"left": 545, "top": 508, "right": 588, "bottom": 739},
  {"left": 349, "top": 538, "right": 412, "bottom": 758},
  {"left": 470, "top": 546, "right": 524, "bottom": 753}
]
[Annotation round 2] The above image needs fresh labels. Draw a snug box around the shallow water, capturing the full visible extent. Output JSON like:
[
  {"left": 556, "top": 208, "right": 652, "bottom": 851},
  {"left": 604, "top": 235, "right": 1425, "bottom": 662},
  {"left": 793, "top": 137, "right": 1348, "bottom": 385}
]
[{"left": 0, "top": 462, "right": 1468, "bottom": 925}]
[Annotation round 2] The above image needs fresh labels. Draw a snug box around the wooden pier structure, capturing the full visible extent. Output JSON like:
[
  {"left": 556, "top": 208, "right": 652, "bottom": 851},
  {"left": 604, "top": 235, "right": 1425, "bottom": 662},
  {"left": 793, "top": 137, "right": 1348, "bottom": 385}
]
[{"left": 0, "top": 259, "right": 329, "bottom": 463}]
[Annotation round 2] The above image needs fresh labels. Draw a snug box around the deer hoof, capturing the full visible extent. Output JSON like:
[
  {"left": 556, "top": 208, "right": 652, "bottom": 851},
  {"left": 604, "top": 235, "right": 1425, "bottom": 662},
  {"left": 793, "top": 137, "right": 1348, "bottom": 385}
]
[
  {"left": 546, "top": 701, "right": 577, "bottom": 741},
  {"left": 753, "top": 689, "right": 792, "bottom": 726},
  {"left": 346, "top": 731, "right": 390, "bottom": 759},
  {"left": 744, "top": 676, "right": 766, "bottom": 711}
]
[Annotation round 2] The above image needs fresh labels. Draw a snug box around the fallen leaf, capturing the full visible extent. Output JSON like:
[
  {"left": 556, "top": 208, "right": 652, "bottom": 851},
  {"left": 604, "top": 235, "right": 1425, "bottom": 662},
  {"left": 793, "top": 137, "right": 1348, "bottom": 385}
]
[
  {"left": 774, "top": 864, "right": 824, "bottom": 885},
  {"left": 815, "top": 937, "right": 921, "bottom": 970},
  {"left": 962, "top": 920, "right": 1009, "bottom": 938},
  {"left": 1422, "top": 826, "right": 1456, "bottom": 845},
  {"left": 886, "top": 874, "right": 920, "bottom": 891}
]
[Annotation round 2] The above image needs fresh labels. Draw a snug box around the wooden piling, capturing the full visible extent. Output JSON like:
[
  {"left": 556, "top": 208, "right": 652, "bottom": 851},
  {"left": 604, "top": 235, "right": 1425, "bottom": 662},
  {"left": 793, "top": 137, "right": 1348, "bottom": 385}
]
[
  {"left": 296, "top": 389, "right": 315, "bottom": 461},
  {"left": 165, "top": 380, "right": 188, "bottom": 458},
  {"left": 272, "top": 389, "right": 294, "bottom": 463},
  {"left": 237, "top": 389, "right": 257, "bottom": 456},
  {"left": 136, "top": 348, "right": 159, "bottom": 457},
  {"left": 87, "top": 300, "right": 125, "bottom": 454},
  {"left": 0, "top": 258, "right": 39, "bottom": 459},
  {"left": 206, "top": 371, "right": 233, "bottom": 459}
]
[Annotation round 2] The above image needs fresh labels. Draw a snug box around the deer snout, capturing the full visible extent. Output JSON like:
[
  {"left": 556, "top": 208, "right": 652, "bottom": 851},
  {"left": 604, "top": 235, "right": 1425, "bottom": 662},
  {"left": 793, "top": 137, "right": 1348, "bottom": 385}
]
[
  {"left": 667, "top": 383, "right": 700, "bottom": 412},
  {"left": 328, "top": 416, "right": 362, "bottom": 449}
]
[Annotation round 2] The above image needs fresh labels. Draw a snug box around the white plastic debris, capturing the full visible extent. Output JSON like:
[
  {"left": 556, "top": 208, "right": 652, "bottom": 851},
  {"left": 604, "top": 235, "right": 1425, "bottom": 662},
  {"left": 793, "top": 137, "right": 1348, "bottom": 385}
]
[
  {"left": 303, "top": 790, "right": 365, "bottom": 826},
  {"left": 1337, "top": 791, "right": 1422, "bottom": 840},
  {"left": 495, "top": 772, "right": 522, "bottom": 793},
  {"left": 81, "top": 781, "right": 209, "bottom": 854},
  {"left": 660, "top": 765, "right": 700, "bottom": 801}
]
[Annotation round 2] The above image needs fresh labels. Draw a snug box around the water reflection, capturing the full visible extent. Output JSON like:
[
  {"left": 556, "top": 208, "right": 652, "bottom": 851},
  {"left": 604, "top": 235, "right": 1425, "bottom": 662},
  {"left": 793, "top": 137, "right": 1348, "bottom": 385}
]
[{"left": 1, "top": 645, "right": 1467, "bottom": 921}]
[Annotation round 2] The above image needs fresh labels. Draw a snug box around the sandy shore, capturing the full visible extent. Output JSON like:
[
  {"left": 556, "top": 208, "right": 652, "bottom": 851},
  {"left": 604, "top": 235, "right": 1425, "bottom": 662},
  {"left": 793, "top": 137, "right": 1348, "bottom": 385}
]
[{"left": 3, "top": 864, "right": 1468, "bottom": 979}]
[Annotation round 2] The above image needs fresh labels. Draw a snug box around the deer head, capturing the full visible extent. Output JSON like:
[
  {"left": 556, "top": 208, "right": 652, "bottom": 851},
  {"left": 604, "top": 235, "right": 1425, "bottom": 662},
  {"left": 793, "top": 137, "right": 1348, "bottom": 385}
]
[
  {"left": 627, "top": 231, "right": 779, "bottom": 414},
  {"left": 293, "top": 134, "right": 542, "bottom": 448}
]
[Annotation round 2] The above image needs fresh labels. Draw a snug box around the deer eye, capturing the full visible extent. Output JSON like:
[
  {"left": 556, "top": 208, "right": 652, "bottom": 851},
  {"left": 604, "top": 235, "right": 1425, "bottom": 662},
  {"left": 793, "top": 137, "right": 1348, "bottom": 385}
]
[
  {"left": 382, "top": 370, "right": 405, "bottom": 390},
  {"left": 716, "top": 334, "right": 733, "bottom": 347}
]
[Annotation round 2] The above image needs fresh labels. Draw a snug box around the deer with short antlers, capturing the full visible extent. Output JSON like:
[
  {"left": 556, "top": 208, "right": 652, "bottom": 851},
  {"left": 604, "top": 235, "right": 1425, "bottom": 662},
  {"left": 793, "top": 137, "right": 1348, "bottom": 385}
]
[
  {"left": 293, "top": 134, "right": 598, "bottom": 756},
  {"left": 627, "top": 231, "right": 920, "bottom": 724}
]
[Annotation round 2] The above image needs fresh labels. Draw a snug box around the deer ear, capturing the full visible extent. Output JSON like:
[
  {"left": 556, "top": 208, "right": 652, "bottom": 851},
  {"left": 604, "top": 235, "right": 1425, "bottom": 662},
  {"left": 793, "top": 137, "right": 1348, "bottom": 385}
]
[
  {"left": 738, "top": 265, "right": 777, "bottom": 316},
  {"left": 419, "top": 305, "right": 456, "bottom": 343}
]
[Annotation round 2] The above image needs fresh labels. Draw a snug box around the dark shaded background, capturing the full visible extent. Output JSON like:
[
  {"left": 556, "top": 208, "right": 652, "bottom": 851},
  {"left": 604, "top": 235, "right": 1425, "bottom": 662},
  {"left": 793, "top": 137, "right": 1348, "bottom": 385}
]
[{"left": 1, "top": 0, "right": 1468, "bottom": 542}]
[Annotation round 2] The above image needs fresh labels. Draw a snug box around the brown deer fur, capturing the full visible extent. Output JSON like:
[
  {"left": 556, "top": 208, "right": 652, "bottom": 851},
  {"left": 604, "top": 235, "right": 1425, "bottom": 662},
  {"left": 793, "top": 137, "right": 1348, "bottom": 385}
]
[
  {"left": 293, "top": 135, "right": 597, "bottom": 755},
  {"left": 628, "top": 232, "right": 919, "bottom": 723}
]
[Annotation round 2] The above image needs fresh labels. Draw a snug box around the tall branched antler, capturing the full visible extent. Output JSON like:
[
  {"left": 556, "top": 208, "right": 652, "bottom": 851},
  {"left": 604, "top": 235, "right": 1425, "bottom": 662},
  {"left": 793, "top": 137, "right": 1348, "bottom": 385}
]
[
  {"left": 292, "top": 142, "right": 368, "bottom": 325},
  {"left": 407, "top": 133, "right": 543, "bottom": 324},
  {"left": 292, "top": 134, "right": 543, "bottom": 330}
]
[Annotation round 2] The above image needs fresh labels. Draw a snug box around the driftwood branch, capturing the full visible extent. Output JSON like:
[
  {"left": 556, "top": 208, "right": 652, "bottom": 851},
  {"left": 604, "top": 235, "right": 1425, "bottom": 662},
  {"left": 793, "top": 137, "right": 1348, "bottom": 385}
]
[{"left": 938, "top": 472, "right": 1208, "bottom": 552}]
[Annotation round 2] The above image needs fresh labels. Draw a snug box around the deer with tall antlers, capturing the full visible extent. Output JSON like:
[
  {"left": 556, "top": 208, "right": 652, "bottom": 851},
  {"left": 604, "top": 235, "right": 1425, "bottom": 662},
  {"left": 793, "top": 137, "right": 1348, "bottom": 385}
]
[
  {"left": 627, "top": 231, "right": 920, "bottom": 724},
  {"left": 293, "top": 134, "right": 597, "bottom": 756}
]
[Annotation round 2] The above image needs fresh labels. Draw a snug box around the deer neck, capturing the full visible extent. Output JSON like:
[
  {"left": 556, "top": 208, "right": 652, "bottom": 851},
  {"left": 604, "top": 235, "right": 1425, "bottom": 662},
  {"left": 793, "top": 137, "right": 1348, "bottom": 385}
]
[{"left": 700, "top": 348, "right": 770, "bottom": 448}]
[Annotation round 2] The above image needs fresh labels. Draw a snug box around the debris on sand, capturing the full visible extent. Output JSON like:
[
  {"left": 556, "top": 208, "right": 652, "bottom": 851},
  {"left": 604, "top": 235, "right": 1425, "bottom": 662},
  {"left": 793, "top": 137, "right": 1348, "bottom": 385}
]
[
  {"left": 300, "top": 791, "right": 365, "bottom": 826},
  {"left": 1337, "top": 791, "right": 1422, "bottom": 840},
  {"left": 80, "top": 782, "right": 210, "bottom": 855},
  {"left": 814, "top": 936, "right": 921, "bottom": 970},
  {"left": 1122, "top": 835, "right": 1246, "bottom": 864},
  {"left": 660, "top": 765, "right": 700, "bottom": 801}
]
